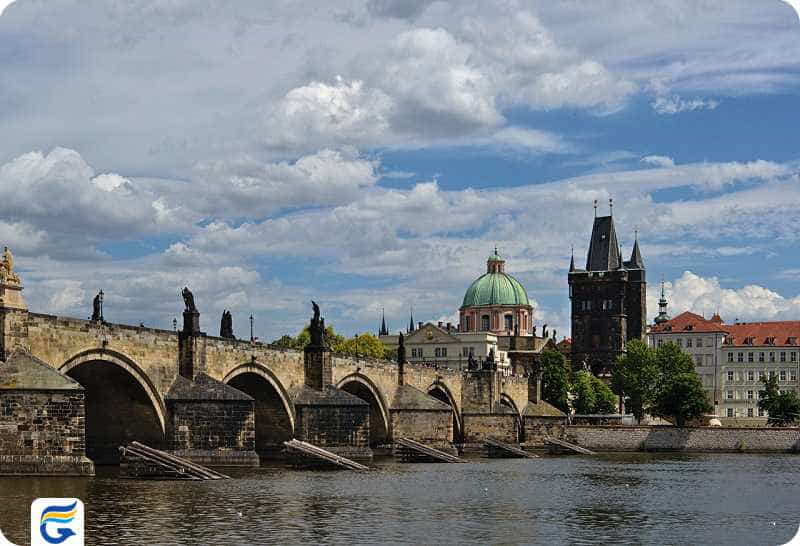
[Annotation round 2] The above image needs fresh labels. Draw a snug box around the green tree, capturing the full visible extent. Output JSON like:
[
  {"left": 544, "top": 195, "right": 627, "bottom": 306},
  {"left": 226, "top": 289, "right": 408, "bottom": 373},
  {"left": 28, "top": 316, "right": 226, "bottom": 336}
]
[
  {"left": 572, "top": 371, "right": 617, "bottom": 414},
  {"left": 758, "top": 375, "right": 800, "bottom": 426},
  {"left": 572, "top": 371, "right": 596, "bottom": 414},
  {"left": 270, "top": 325, "right": 344, "bottom": 351},
  {"left": 652, "top": 372, "right": 712, "bottom": 427},
  {"left": 650, "top": 343, "right": 711, "bottom": 426},
  {"left": 336, "top": 332, "right": 392, "bottom": 360},
  {"left": 612, "top": 339, "right": 658, "bottom": 423},
  {"left": 591, "top": 375, "right": 618, "bottom": 414},
  {"left": 539, "top": 350, "right": 570, "bottom": 413}
]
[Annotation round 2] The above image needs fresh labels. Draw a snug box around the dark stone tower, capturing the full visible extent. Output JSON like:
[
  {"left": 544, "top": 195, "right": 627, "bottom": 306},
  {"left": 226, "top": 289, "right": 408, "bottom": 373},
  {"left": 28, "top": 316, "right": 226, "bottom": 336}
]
[{"left": 569, "top": 209, "right": 646, "bottom": 376}]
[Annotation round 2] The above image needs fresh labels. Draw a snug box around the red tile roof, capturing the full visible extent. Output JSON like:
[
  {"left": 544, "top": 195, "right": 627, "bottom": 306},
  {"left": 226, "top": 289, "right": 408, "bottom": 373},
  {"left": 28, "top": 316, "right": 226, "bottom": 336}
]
[
  {"left": 650, "top": 311, "right": 728, "bottom": 334},
  {"left": 651, "top": 311, "right": 800, "bottom": 347},
  {"left": 724, "top": 321, "right": 800, "bottom": 348}
]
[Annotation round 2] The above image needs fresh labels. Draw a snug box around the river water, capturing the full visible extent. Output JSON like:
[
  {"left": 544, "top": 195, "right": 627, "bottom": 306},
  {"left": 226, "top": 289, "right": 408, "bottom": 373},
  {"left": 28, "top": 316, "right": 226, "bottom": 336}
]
[{"left": 1, "top": 453, "right": 799, "bottom": 545}]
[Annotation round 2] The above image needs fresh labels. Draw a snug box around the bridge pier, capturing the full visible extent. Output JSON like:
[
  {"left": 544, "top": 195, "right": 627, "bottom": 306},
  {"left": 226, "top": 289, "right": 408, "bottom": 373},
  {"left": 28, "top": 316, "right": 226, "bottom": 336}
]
[{"left": 291, "top": 307, "right": 372, "bottom": 461}]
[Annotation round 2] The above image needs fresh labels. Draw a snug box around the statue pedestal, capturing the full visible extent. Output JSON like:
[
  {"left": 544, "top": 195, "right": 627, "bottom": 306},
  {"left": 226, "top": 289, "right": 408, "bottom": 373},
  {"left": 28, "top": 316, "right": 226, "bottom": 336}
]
[
  {"left": 182, "top": 310, "right": 200, "bottom": 335},
  {"left": 0, "top": 281, "right": 25, "bottom": 311}
]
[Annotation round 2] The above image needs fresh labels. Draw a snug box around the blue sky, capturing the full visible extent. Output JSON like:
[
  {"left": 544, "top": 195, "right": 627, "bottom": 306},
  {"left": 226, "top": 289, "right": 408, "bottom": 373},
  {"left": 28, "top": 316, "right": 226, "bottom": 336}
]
[{"left": 1, "top": 0, "right": 799, "bottom": 341}]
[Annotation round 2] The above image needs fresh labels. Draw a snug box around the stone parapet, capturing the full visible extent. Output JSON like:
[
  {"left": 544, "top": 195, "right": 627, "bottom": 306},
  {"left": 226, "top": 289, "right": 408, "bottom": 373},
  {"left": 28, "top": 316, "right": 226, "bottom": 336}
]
[{"left": 567, "top": 425, "right": 800, "bottom": 452}]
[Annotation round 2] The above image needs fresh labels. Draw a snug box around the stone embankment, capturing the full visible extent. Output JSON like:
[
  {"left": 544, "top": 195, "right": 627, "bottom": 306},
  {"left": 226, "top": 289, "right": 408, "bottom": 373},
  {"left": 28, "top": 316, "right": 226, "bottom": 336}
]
[{"left": 567, "top": 425, "right": 800, "bottom": 452}]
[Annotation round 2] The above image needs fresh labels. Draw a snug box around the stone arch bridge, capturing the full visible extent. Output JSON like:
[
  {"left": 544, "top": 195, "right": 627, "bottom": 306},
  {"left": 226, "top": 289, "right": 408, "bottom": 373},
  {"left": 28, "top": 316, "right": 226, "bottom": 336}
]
[{"left": 0, "top": 290, "right": 564, "bottom": 472}]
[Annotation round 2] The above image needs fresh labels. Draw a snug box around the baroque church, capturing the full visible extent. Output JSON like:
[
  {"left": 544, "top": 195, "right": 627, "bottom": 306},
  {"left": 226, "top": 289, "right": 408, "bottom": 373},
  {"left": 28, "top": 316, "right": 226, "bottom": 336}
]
[{"left": 568, "top": 206, "right": 646, "bottom": 376}]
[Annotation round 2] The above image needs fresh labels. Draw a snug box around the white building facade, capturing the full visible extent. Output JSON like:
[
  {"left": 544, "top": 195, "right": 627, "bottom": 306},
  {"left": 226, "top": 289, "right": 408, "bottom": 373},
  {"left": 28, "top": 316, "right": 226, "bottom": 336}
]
[{"left": 649, "top": 311, "right": 800, "bottom": 425}]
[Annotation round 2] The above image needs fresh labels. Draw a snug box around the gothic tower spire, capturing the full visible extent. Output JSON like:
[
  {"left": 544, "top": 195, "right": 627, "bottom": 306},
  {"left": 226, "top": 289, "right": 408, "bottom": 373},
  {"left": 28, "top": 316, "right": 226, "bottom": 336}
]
[{"left": 379, "top": 308, "right": 388, "bottom": 336}]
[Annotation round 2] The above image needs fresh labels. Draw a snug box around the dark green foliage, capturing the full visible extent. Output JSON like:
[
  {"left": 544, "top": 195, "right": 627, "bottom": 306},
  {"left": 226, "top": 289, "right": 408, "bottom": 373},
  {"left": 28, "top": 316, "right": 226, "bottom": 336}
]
[
  {"left": 270, "top": 327, "right": 390, "bottom": 359},
  {"left": 758, "top": 375, "right": 800, "bottom": 426},
  {"left": 539, "top": 350, "right": 570, "bottom": 413},
  {"left": 652, "top": 372, "right": 712, "bottom": 427},
  {"left": 612, "top": 339, "right": 658, "bottom": 423},
  {"left": 572, "top": 371, "right": 617, "bottom": 414}
]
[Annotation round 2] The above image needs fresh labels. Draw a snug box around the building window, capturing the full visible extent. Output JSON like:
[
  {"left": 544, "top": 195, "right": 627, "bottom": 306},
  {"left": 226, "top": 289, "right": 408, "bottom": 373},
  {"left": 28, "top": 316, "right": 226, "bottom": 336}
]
[
  {"left": 434, "top": 347, "right": 448, "bottom": 358},
  {"left": 769, "top": 352, "right": 776, "bottom": 363},
  {"left": 780, "top": 370, "right": 787, "bottom": 381},
  {"left": 727, "top": 370, "right": 734, "bottom": 381},
  {"left": 677, "top": 339, "right": 683, "bottom": 348},
  {"left": 747, "top": 408, "right": 754, "bottom": 417},
  {"left": 504, "top": 315, "right": 513, "bottom": 331},
  {"left": 465, "top": 316, "right": 472, "bottom": 332},
  {"left": 781, "top": 352, "right": 787, "bottom": 362},
  {"left": 727, "top": 390, "right": 734, "bottom": 400},
  {"left": 753, "top": 352, "right": 758, "bottom": 362},
  {"left": 759, "top": 370, "right": 766, "bottom": 380},
  {"left": 727, "top": 408, "right": 734, "bottom": 417},
  {"left": 696, "top": 338, "right": 703, "bottom": 348},
  {"left": 737, "top": 352, "right": 744, "bottom": 363},
  {"left": 686, "top": 338, "right": 693, "bottom": 348},
  {"left": 793, "top": 352, "right": 798, "bottom": 363},
  {"left": 770, "top": 370, "right": 776, "bottom": 379},
  {"left": 481, "top": 315, "right": 490, "bottom": 331},
  {"left": 792, "top": 371, "right": 797, "bottom": 382},
  {"left": 758, "top": 408, "right": 765, "bottom": 417},
  {"left": 747, "top": 390, "right": 754, "bottom": 400},
  {"left": 748, "top": 370, "right": 754, "bottom": 381},
  {"left": 657, "top": 339, "right": 663, "bottom": 347},
  {"left": 727, "top": 353, "right": 733, "bottom": 363}
]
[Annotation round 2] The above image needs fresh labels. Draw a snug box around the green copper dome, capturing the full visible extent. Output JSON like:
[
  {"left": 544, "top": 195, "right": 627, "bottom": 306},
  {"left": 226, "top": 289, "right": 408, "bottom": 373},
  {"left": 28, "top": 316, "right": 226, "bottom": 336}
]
[{"left": 461, "top": 271, "right": 530, "bottom": 308}]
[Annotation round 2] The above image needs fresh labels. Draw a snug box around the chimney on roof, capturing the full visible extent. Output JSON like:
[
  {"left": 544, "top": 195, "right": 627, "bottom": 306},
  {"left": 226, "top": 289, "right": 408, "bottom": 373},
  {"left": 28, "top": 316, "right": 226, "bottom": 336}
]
[{"left": 418, "top": 321, "right": 423, "bottom": 330}]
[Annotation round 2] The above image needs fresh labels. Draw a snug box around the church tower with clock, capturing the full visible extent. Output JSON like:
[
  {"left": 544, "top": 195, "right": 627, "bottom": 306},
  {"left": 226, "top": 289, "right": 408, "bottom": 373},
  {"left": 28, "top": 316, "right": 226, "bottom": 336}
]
[{"left": 568, "top": 203, "right": 646, "bottom": 376}]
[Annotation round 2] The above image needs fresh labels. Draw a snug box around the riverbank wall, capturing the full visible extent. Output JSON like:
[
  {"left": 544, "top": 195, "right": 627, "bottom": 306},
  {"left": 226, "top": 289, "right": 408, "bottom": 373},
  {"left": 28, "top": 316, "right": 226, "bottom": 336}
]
[{"left": 567, "top": 425, "right": 800, "bottom": 452}]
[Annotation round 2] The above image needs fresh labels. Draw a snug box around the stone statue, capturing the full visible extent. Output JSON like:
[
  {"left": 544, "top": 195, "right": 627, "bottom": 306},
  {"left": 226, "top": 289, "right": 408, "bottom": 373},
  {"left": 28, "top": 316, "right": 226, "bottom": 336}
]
[
  {"left": 514, "top": 323, "right": 519, "bottom": 337},
  {"left": 91, "top": 292, "right": 102, "bottom": 321},
  {"left": 309, "top": 300, "right": 326, "bottom": 347},
  {"left": 467, "top": 348, "right": 476, "bottom": 371},
  {"left": 1, "top": 246, "right": 19, "bottom": 284},
  {"left": 553, "top": 329, "right": 557, "bottom": 340},
  {"left": 182, "top": 287, "right": 197, "bottom": 313},
  {"left": 483, "top": 348, "right": 496, "bottom": 371},
  {"left": 397, "top": 331, "right": 406, "bottom": 364},
  {"left": 220, "top": 310, "right": 234, "bottom": 338},
  {"left": 542, "top": 324, "right": 548, "bottom": 338},
  {"left": 532, "top": 325, "right": 537, "bottom": 336}
]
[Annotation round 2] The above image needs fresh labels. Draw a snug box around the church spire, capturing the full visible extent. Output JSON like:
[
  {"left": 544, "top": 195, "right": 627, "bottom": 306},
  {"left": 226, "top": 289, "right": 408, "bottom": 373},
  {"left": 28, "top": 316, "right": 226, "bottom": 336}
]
[
  {"left": 654, "top": 277, "right": 670, "bottom": 325},
  {"left": 408, "top": 305, "right": 415, "bottom": 333},
  {"left": 379, "top": 308, "right": 388, "bottom": 336},
  {"left": 569, "top": 246, "right": 575, "bottom": 272},
  {"left": 585, "top": 213, "right": 621, "bottom": 271},
  {"left": 629, "top": 230, "right": 645, "bottom": 269}
]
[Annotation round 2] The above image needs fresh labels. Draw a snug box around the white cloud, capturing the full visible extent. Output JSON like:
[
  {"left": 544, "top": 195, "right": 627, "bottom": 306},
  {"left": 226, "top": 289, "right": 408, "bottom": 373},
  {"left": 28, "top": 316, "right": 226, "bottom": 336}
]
[
  {"left": 651, "top": 271, "right": 800, "bottom": 323},
  {"left": 652, "top": 94, "right": 720, "bottom": 115},
  {"left": 641, "top": 155, "right": 675, "bottom": 168},
  {"left": 266, "top": 77, "right": 393, "bottom": 149}
]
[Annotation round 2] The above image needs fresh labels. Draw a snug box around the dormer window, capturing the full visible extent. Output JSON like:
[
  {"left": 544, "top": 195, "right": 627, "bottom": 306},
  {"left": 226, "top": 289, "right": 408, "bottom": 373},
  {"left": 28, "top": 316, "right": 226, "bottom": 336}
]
[
  {"left": 766, "top": 337, "right": 776, "bottom": 345},
  {"left": 684, "top": 325, "right": 694, "bottom": 331},
  {"left": 789, "top": 337, "right": 798, "bottom": 345}
]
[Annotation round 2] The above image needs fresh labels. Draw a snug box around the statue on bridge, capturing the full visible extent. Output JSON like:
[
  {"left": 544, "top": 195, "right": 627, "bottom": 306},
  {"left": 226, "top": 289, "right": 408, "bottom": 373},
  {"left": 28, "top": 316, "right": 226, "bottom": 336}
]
[
  {"left": 182, "top": 287, "right": 198, "bottom": 313},
  {"left": 0, "top": 246, "right": 20, "bottom": 285},
  {"left": 482, "top": 347, "right": 496, "bottom": 372},
  {"left": 220, "top": 310, "right": 234, "bottom": 339},
  {"left": 397, "top": 331, "right": 406, "bottom": 364},
  {"left": 91, "top": 290, "right": 103, "bottom": 322},
  {"left": 467, "top": 348, "right": 476, "bottom": 371},
  {"left": 309, "top": 300, "right": 327, "bottom": 348}
]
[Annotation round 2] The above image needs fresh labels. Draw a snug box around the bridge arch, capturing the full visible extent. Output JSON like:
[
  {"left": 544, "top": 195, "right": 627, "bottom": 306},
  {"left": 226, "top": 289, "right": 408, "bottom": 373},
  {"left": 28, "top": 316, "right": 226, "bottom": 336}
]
[
  {"left": 336, "top": 373, "right": 391, "bottom": 448},
  {"left": 427, "top": 380, "right": 463, "bottom": 444},
  {"left": 60, "top": 349, "right": 167, "bottom": 464},
  {"left": 499, "top": 393, "right": 524, "bottom": 443},
  {"left": 223, "top": 362, "right": 296, "bottom": 458}
]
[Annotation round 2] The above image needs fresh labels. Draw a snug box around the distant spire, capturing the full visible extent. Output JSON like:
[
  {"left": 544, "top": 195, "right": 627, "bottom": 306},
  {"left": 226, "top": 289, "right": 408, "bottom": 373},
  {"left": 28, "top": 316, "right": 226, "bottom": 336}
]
[
  {"left": 654, "top": 276, "right": 670, "bottom": 325},
  {"left": 593, "top": 199, "right": 598, "bottom": 217},
  {"left": 379, "top": 307, "right": 388, "bottom": 336},
  {"left": 569, "top": 246, "right": 575, "bottom": 272},
  {"left": 609, "top": 197, "right": 613, "bottom": 216},
  {"left": 629, "top": 230, "right": 645, "bottom": 269},
  {"left": 408, "top": 305, "right": 415, "bottom": 333}
]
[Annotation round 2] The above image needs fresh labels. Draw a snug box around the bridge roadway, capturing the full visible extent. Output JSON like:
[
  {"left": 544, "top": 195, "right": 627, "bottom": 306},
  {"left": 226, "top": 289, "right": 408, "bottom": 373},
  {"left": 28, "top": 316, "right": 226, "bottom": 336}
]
[{"left": 1, "top": 307, "right": 532, "bottom": 458}]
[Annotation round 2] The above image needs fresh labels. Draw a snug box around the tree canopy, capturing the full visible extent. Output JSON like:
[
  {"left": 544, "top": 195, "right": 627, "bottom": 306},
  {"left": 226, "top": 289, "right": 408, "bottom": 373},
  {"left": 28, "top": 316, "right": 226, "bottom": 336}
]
[
  {"left": 538, "top": 349, "right": 570, "bottom": 413},
  {"left": 650, "top": 342, "right": 711, "bottom": 426},
  {"left": 572, "top": 370, "right": 617, "bottom": 414},
  {"left": 270, "top": 327, "right": 391, "bottom": 360},
  {"left": 758, "top": 374, "right": 800, "bottom": 426},
  {"left": 612, "top": 339, "right": 658, "bottom": 423}
]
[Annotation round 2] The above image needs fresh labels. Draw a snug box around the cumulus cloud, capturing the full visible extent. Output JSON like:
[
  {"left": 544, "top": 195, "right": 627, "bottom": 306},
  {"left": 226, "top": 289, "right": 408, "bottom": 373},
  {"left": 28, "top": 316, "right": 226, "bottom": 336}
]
[
  {"left": 651, "top": 271, "right": 800, "bottom": 323},
  {"left": 641, "top": 155, "right": 675, "bottom": 168},
  {"left": 0, "top": 148, "right": 192, "bottom": 251}
]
